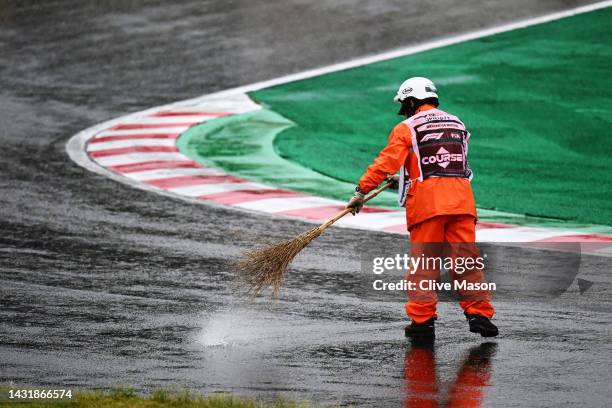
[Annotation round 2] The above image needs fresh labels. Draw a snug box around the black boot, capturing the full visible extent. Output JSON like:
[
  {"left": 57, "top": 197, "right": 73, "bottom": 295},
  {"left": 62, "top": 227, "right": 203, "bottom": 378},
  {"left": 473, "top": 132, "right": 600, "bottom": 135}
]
[
  {"left": 405, "top": 318, "right": 435, "bottom": 344},
  {"left": 466, "top": 314, "right": 499, "bottom": 337}
]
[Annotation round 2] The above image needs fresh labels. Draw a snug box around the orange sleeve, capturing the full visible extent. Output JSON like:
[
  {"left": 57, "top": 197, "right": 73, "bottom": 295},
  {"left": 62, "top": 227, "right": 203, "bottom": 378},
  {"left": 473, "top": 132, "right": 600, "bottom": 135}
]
[{"left": 358, "top": 123, "right": 412, "bottom": 193}]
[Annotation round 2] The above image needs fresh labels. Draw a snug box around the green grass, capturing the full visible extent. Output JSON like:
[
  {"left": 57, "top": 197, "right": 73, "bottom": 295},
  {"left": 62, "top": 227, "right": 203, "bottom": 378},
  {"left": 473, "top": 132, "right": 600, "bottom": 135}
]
[
  {"left": 250, "top": 7, "right": 612, "bottom": 225},
  {"left": 0, "top": 388, "right": 313, "bottom": 408}
]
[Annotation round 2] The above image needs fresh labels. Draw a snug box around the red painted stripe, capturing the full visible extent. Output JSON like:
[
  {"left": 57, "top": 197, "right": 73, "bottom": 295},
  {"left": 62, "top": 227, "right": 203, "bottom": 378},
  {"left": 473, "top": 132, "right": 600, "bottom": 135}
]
[
  {"left": 200, "top": 189, "right": 304, "bottom": 205},
  {"left": 89, "top": 146, "right": 178, "bottom": 158},
  {"left": 279, "top": 205, "right": 391, "bottom": 221},
  {"left": 476, "top": 221, "right": 515, "bottom": 230},
  {"left": 90, "top": 133, "right": 180, "bottom": 143},
  {"left": 145, "top": 174, "right": 245, "bottom": 189},
  {"left": 109, "top": 123, "right": 199, "bottom": 130},
  {"left": 150, "top": 111, "right": 233, "bottom": 117},
  {"left": 110, "top": 160, "right": 201, "bottom": 173}
]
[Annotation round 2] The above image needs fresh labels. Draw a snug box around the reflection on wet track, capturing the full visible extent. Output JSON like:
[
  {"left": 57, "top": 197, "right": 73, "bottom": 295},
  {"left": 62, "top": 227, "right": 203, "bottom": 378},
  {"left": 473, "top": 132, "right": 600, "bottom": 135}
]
[{"left": 404, "top": 342, "right": 497, "bottom": 407}]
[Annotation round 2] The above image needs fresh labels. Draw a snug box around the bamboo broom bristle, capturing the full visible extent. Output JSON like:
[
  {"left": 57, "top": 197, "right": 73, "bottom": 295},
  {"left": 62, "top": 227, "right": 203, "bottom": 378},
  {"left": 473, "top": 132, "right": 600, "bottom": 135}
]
[{"left": 233, "top": 226, "right": 322, "bottom": 299}]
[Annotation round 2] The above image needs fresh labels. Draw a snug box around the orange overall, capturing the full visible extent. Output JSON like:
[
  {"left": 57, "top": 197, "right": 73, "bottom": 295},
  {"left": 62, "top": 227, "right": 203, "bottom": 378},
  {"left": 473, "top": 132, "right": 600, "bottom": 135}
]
[{"left": 358, "top": 105, "right": 494, "bottom": 323}]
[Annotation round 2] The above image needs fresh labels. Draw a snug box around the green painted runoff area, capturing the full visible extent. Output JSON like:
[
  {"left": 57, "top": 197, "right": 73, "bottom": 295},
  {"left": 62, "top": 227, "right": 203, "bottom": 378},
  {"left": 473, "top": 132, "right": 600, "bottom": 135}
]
[{"left": 248, "top": 8, "right": 612, "bottom": 226}]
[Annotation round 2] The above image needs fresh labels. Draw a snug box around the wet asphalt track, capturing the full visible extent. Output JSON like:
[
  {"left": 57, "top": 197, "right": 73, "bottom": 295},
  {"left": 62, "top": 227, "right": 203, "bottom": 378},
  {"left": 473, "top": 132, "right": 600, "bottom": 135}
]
[{"left": 1, "top": 1, "right": 611, "bottom": 406}]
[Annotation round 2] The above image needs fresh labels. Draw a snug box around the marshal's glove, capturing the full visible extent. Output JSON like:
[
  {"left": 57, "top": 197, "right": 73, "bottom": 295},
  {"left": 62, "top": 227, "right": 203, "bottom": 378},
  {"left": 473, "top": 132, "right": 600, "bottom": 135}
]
[
  {"left": 346, "top": 187, "right": 365, "bottom": 215},
  {"left": 387, "top": 174, "right": 400, "bottom": 190}
]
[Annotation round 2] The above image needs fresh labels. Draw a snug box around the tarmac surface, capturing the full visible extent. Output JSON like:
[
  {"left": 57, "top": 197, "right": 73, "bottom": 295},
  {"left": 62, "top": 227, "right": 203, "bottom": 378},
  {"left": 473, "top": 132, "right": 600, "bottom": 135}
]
[{"left": 0, "top": 1, "right": 610, "bottom": 406}]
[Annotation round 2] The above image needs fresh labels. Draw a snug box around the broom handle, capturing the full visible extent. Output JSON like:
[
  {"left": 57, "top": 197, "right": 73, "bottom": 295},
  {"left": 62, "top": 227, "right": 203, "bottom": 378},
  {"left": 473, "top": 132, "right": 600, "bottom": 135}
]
[{"left": 317, "top": 181, "right": 394, "bottom": 230}]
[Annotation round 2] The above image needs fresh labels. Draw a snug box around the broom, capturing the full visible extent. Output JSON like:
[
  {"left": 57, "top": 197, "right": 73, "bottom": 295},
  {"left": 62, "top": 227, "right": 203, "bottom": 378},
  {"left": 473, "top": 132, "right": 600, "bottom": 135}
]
[{"left": 234, "top": 181, "right": 394, "bottom": 299}]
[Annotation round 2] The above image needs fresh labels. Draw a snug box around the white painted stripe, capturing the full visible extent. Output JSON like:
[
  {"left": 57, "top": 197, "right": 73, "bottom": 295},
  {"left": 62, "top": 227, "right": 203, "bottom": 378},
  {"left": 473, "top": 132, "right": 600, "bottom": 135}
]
[
  {"left": 594, "top": 246, "right": 612, "bottom": 256},
  {"left": 87, "top": 138, "right": 177, "bottom": 151},
  {"left": 169, "top": 182, "right": 272, "bottom": 197},
  {"left": 234, "top": 196, "right": 339, "bottom": 212},
  {"left": 120, "top": 115, "right": 223, "bottom": 124},
  {"left": 336, "top": 211, "right": 407, "bottom": 229},
  {"left": 93, "top": 152, "right": 188, "bottom": 167},
  {"left": 95, "top": 127, "right": 191, "bottom": 137},
  {"left": 476, "top": 227, "right": 581, "bottom": 242},
  {"left": 123, "top": 167, "right": 224, "bottom": 181},
  {"left": 392, "top": 226, "right": 409, "bottom": 235}
]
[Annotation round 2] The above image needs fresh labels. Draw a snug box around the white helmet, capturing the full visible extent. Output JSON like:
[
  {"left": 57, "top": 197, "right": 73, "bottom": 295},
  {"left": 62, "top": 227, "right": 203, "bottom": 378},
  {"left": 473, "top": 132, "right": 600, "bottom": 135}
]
[{"left": 394, "top": 77, "right": 438, "bottom": 103}]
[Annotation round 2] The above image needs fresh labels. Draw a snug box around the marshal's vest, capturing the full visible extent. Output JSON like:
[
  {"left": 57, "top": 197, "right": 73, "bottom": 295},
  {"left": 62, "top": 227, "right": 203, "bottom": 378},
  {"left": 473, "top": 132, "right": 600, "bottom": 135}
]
[{"left": 398, "top": 108, "right": 473, "bottom": 206}]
